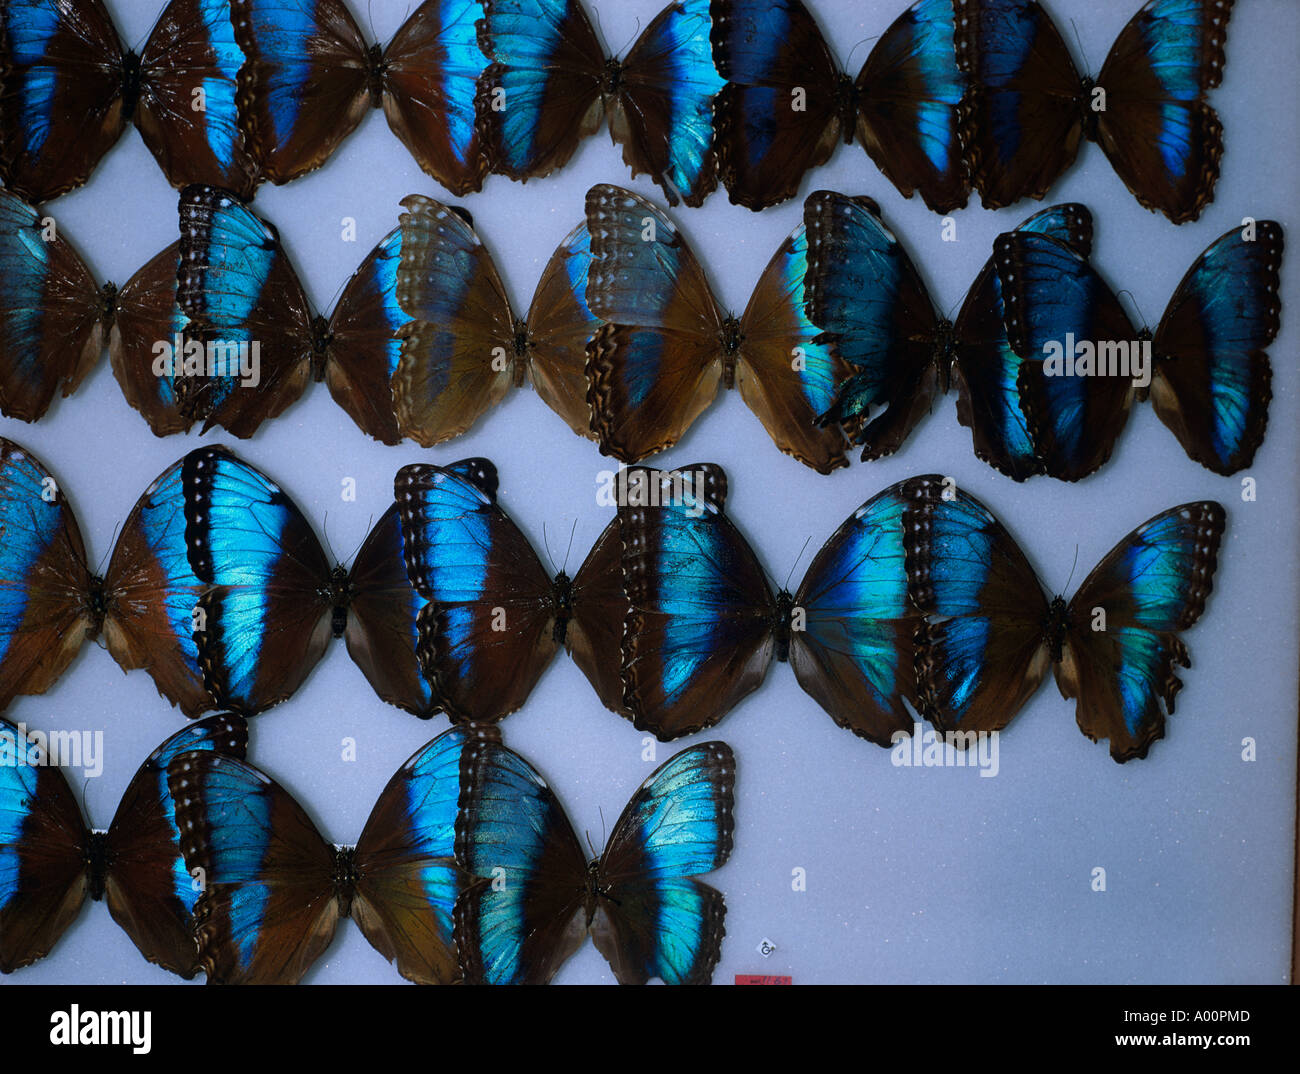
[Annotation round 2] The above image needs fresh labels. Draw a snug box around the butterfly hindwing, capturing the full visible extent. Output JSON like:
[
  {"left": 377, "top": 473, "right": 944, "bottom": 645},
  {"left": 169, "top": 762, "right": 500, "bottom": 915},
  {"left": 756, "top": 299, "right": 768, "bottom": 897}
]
[{"left": 1058, "top": 501, "right": 1225, "bottom": 762}]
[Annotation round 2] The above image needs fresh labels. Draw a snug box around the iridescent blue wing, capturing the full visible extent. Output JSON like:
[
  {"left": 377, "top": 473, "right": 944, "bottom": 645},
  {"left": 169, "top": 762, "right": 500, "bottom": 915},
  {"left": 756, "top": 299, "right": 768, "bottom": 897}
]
[
  {"left": 103, "top": 715, "right": 247, "bottom": 978},
  {"left": 323, "top": 224, "right": 406, "bottom": 445},
  {"left": 101, "top": 454, "right": 215, "bottom": 717},
  {"left": 0, "top": 188, "right": 105, "bottom": 422},
  {"left": 0, "top": 0, "right": 127, "bottom": 201},
  {"left": 734, "top": 219, "right": 853, "bottom": 473},
  {"left": 453, "top": 737, "right": 590, "bottom": 985},
  {"left": 352, "top": 724, "right": 499, "bottom": 984},
  {"left": 381, "top": 0, "right": 491, "bottom": 196},
  {"left": 1094, "top": 0, "right": 1233, "bottom": 224},
  {"left": 584, "top": 183, "right": 726, "bottom": 462},
  {"left": 175, "top": 185, "right": 314, "bottom": 437},
  {"left": 804, "top": 191, "right": 943, "bottom": 461},
  {"left": 0, "top": 437, "right": 98, "bottom": 711},
  {"left": 709, "top": 0, "right": 842, "bottom": 210},
  {"left": 1149, "top": 222, "right": 1282, "bottom": 474},
  {"left": 618, "top": 463, "right": 776, "bottom": 740},
  {"left": 394, "top": 459, "right": 560, "bottom": 722},
  {"left": 474, "top": 0, "right": 606, "bottom": 181},
  {"left": 903, "top": 475, "right": 1053, "bottom": 735},
  {"left": 614, "top": 0, "right": 724, "bottom": 206},
  {"left": 593, "top": 742, "right": 735, "bottom": 985},
  {"left": 953, "top": 0, "right": 1082, "bottom": 210},
  {"left": 1060, "top": 502, "right": 1225, "bottom": 762},
  {"left": 344, "top": 504, "right": 437, "bottom": 718},
  {"left": 182, "top": 447, "right": 335, "bottom": 715},
  {"left": 230, "top": 0, "right": 371, "bottom": 183},
  {"left": 167, "top": 751, "right": 339, "bottom": 984},
  {"left": 952, "top": 203, "right": 1093, "bottom": 481},
  {"left": 853, "top": 0, "right": 968, "bottom": 213},
  {"left": 0, "top": 716, "right": 89, "bottom": 973},
  {"left": 136, "top": 0, "right": 260, "bottom": 199},
  {"left": 791, "top": 480, "right": 920, "bottom": 746},
  {"left": 994, "top": 230, "right": 1137, "bottom": 481}
]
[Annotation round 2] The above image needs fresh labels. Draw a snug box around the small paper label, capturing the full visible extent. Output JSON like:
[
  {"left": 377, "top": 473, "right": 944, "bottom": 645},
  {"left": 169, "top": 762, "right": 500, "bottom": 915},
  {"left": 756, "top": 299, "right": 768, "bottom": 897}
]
[{"left": 735, "top": 975, "right": 793, "bottom": 986}]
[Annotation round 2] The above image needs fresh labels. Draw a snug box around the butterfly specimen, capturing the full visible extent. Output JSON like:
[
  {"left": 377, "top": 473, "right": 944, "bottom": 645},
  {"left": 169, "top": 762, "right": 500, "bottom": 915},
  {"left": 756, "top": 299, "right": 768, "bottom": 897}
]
[
  {"left": 391, "top": 194, "right": 600, "bottom": 447},
  {"left": 0, "top": 714, "right": 247, "bottom": 975},
  {"left": 159, "top": 183, "right": 409, "bottom": 441},
  {"left": 995, "top": 218, "right": 1283, "bottom": 480},
  {"left": 0, "top": 0, "right": 258, "bottom": 202},
  {"left": 617, "top": 463, "right": 919, "bottom": 742},
  {"left": 474, "top": 0, "right": 724, "bottom": 206},
  {"left": 805, "top": 189, "right": 1094, "bottom": 479},
  {"left": 167, "top": 724, "right": 496, "bottom": 984},
  {"left": 231, "top": 0, "right": 491, "bottom": 194},
  {"left": 955, "top": 0, "right": 1234, "bottom": 223},
  {"left": 583, "top": 183, "right": 852, "bottom": 473},
  {"left": 903, "top": 475, "right": 1226, "bottom": 762},
  {"left": 455, "top": 737, "right": 735, "bottom": 985},
  {"left": 175, "top": 445, "right": 431, "bottom": 717},
  {"left": 394, "top": 458, "right": 626, "bottom": 723},
  {"left": 709, "top": 0, "right": 967, "bottom": 212}
]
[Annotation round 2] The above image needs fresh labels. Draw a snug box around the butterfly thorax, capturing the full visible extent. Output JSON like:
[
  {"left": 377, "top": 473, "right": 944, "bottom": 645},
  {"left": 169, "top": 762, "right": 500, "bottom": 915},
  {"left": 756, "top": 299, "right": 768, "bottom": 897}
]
[
  {"left": 1044, "top": 596, "right": 1070, "bottom": 664},
  {"left": 599, "top": 58, "right": 625, "bottom": 100},
  {"left": 510, "top": 318, "right": 532, "bottom": 388},
  {"left": 332, "top": 845, "right": 358, "bottom": 918},
  {"left": 84, "top": 573, "right": 110, "bottom": 637},
  {"left": 582, "top": 857, "right": 612, "bottom": 924},
  {"left": 932, "top": 319, "right": 956, "bottom": 392},
  {"left": 119, "top": 53, "right": 142, "bottom": 123},
  {"left": 1077, "top": 77, "right": 1100, "bottom": 142},
  {"left": 86, "top": 830, "right": 109, "bottom": 902},
  {"left": 327, "top": 565, "right": 353, "bottom": 638},
  {"left": 551, "top": 571, "right": 574, "bottom": 645},
  {"left": 773, "top": 589, "right": 796, "bottom": 663},
  {"left": 833, "top": 73, "right": 858, "bottom": 144},
  {"left": 310, "top": 314, "right": 334, "bottom": 383},
  {"left": 365, "top": 44, "right": 387, "bottom": 109},
  {"left": 97, "top": 282, "right": 120, "bottom": 332},
  {"left": 719, "top": 316, "right": 744, "bottom": 390}
]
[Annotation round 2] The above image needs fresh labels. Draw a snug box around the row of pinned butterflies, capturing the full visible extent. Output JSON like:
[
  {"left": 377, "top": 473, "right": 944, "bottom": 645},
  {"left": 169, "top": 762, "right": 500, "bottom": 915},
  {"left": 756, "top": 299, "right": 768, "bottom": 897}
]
[
  {"left": 0, "top": 714, "right": 736, "bottom": 984},
  {"left": 1, "top": 181, "right": 1283, "bottom": 479},
  {"left": 0, "top": 435, "right": 1225, "bottom": 762},
  {"left": 0, "top": 0, "right": 1244, "bottom": 221}
]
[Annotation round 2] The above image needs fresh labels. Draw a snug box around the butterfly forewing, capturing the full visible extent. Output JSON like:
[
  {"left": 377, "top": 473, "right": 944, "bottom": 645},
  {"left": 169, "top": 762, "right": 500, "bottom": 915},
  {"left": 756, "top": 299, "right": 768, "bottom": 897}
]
[
  {"left": 593, "top": 741, "right": 735, "bottom": 985},
  {"left": 454, "top": 737, "right": 590, "bottom": 985},
  {"left": 1058, "top": 501, "right": 1225, "bottom": 762},
  {"left": 790, "top": 481, "right": 920, "bottom": 746}
]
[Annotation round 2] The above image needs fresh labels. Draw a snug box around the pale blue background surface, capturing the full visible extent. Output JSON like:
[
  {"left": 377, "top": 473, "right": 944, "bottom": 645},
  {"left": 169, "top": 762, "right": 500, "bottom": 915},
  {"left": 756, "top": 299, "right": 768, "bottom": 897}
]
[{"left": 1, "top": 0, "right": 1296, "bottom": 985}]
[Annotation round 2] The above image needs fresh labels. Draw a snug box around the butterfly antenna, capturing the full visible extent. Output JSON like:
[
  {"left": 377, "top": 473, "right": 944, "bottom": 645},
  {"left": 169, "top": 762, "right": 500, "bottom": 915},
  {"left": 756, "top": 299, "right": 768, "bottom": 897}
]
[
  {"left": 783, "top": 535, "right": 814, "bottom": 593},
  {"left": 563, "top": 518, "right": 578, "bottom": 575},
  {"left": 95, "top": 520, "right": 123, "bottom": 577},
  {"left": 1115, "top": 289, "right": 1150, "bottom": 332},
  {"left": 1069, "top": 19, "right": 1091, "bottom": 76},
  {"left": 844, "top": 34, "right": 881, "bottom": 73},
  {"left": 1061, "top": 544, "right": 1080, "bottom": 597},
  {"left": 592, "top": 6, "right": 641, "bottom": 60}
]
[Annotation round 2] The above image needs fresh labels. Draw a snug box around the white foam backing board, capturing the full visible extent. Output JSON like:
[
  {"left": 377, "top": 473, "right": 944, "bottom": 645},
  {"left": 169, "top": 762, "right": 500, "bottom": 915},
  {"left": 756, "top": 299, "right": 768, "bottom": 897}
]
[{"left": 2, "top": 0, "right": 1296, "bottom": 985}]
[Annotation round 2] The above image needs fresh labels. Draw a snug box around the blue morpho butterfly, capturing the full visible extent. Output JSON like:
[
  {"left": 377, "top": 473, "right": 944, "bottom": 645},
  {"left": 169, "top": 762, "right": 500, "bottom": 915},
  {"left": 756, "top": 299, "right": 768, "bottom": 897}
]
[
  {"left": 156, "top": 183, "right": 409, "bottom": 442},
  {"left": 902, "top": 475, "right": 1226, "bottom": 762},
  {"left": 176, "top": 445, "right": 433, "bottom": 718},
  {"left": 709, "top": 0, "right": 967, "bottom": 212},
  {"left": 583, "top": 183, "right": 853, "bottom": 473},
  {"left": 955, "top": 0, "right": 1234, "bottom": 223},
  {"left": 391, "top": 194, "right": 601, "bottom": 448},
  {"left": 0, "top": 0, "right": 257, "bottom": 203},
  {"left": 617, "top": 463, "right": 920, "bottom": 743},
  {"left": 166, "top": 724, "right": 498, "bottom": 984},
  {"left": 803, "top": 190, "right": 1093, "bottom": 480},
  {"left": 231, "top": 0, "right": 491, "bottom": 194},
  {"left": 454, "top": 736, "right": 735, "bottom": 984},
  {"left": 475, "top": 0, "right": 724, "bottom": 206},
  {"left": 994, "top": 218, "right": 1284, "bottom": 480},
  {"left": 394, "top": 458, "right": 627, "bottom": 723},
  {"left": 0, "top": 435, "right": 214, "bottom": 714},
  {"left": 0, "top": 714, "right": 247, "bottom": 976}
]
